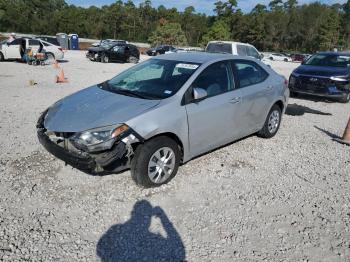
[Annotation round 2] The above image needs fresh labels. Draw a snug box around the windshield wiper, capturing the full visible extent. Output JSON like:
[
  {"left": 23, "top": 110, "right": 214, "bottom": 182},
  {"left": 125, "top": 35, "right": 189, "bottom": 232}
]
[{"left": 113, "top": 88, "right": 147, "bottom": 99}]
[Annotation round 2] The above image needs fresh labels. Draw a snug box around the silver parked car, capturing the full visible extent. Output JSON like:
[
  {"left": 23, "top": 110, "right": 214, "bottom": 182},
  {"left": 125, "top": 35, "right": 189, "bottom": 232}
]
[{"left": 37, "top": 53, "right": 289, "bottom": 187}]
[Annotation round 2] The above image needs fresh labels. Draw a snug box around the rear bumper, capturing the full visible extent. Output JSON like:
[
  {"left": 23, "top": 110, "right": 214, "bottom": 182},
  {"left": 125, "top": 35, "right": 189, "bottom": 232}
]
[{"left": 36, "top": 111, "right": 130, "bottom": 174}]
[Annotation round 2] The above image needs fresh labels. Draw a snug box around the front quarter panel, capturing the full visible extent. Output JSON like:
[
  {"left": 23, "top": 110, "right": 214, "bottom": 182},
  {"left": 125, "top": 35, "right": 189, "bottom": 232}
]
[{"left": 125, "top": 99, "right": 190, "bottom": 162}]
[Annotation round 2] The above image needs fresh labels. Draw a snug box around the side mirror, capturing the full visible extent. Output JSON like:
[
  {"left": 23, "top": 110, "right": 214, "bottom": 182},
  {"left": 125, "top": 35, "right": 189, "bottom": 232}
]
[
  {"left": 193, "top": 87, "right": 207, "bottom": 101},
  {"left": 260, "top": 53, "right": 264, "bottom": 60}
]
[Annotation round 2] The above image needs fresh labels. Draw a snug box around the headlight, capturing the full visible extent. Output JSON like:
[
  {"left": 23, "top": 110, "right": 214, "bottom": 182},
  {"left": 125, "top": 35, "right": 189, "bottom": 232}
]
[
  {"left": 70, "top": 124, "right": 129, "bottom": 152},
  {"left": 330, "top": 76, "right": 348, "bottom": 82},
  {"left": 291, "top": 71, "right": 300, "bottom": 77}
]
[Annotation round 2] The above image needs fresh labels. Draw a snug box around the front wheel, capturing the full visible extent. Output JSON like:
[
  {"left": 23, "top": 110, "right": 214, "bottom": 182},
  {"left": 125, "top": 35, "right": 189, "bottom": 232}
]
[
  {"left": 131, "top": 136, "right": 180, "bottom": 188},
  {"left": 258, "top": 104, "right": 282, "bottom": 138},
  {"left": 102, "top": 54, "right": 109, "bottom": 63},
  {"left": 0, "top": 52, "right": 4, "bottom": 61},
  {"left": 339, "top": 93, "right": 350, "bottom": 103}
]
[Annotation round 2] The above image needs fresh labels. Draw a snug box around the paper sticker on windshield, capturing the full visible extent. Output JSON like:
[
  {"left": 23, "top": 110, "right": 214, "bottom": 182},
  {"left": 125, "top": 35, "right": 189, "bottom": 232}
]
[
  {"left": 164, "top": 90, "right": 172, "bottom": 94},
  {"left": 176, "top": 63, "right": 199, "bottom": 70}
]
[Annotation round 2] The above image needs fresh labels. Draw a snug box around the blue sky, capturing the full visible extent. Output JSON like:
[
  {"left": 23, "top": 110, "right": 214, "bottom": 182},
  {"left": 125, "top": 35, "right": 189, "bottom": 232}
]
[{"left": 66, "top": 0, "right": 347, "bottom": 14}]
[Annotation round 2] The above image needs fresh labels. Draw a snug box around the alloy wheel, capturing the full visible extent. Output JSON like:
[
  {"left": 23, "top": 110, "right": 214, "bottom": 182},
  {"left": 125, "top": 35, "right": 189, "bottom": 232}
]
[
  {"left": 147, "top": 147, "right": 176, "bottom": 184},
  {"left": 268, "top": 110, "right": 280, "bottom": 134}
]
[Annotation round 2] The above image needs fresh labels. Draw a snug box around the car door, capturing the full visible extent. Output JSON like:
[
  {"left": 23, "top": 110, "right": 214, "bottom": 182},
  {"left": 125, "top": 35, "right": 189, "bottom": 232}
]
[
  {"left": 109, "top": 45, "right": 125, "bottom": 61},
  {"left": 28, "top": 39, "right": 41, "bottom": 53},
  {"left": 185, "top": 61, "right": 243, "bottom": 157},
  {"left": 231, "top": 60, "right": 273, "bottom": 133},
  {"left": 5, "top": 38, "right": 22, "bottom": 59}
]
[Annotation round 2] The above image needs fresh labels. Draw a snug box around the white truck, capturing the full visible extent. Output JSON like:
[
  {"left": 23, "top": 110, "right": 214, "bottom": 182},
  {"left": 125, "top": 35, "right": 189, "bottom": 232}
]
[{"left": 0, "top": 38, "right": 64, "bottom": 61}]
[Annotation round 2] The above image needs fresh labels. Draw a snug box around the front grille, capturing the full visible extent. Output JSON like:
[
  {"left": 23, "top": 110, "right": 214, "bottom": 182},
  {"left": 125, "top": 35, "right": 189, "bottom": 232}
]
[{"left": 299, "top": 76, "right": 330, "bottom": 90}]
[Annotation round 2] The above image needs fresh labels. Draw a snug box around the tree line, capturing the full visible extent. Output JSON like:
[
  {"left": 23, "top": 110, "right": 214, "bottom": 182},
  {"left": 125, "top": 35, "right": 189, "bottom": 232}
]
[{"left": 0, "top": 0, "right": 349, "bottom": 52}]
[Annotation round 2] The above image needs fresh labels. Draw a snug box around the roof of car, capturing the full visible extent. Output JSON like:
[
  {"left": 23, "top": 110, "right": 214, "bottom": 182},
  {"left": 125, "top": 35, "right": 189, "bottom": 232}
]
[
  {"left": 154, "top": 52, "right": 239, "bottom": 63},
  {"left": 207, "top": 41, "right": 252, "bottom": 46},
  {"left": 316, "top": 51, "right": 350, "bottom": 56}
]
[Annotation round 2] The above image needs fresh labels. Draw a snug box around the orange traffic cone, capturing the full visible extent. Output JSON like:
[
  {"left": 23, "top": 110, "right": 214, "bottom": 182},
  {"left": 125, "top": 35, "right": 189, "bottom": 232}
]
[
  {"left": 334, "top": 117, "right": 350, "bottom": 146},
  {"left": 56, "top": 69, "right": 68, "bottom": 83},
  {"left": 53, "top": 60, "right": 60, "bottom": 69}
]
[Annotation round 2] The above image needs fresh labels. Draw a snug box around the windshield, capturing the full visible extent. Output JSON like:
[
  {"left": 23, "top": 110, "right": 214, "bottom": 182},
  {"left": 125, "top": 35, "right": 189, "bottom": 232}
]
[
  {"left": 206, "top": 43, "right": 232, "bottom": 54},
  {"left": 105, "top": 59, "right": 200, "bottom": 99},
  {"left": 305, "top": 54, "right": 350, "bottom": 68},
  {"left": 100, "top": 42, "right": 116, "bottom": 49}
]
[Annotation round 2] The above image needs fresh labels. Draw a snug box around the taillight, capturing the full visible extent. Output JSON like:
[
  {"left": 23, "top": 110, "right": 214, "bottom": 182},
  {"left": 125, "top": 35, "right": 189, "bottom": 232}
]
[{"left": 58, "top": 48, "right": 63, "bottom": 52}]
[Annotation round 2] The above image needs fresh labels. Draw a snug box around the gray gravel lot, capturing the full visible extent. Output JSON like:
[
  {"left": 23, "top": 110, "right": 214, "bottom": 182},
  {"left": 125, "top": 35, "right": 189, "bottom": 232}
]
[{"left": 0, "top": 51, "right": 349, "bottom": 261}]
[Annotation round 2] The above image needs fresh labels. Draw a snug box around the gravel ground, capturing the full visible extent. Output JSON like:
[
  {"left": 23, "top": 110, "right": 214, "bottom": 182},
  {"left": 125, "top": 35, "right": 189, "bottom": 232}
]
[{"left": 0, "top": 52, "right": 349, "bottom": 261}]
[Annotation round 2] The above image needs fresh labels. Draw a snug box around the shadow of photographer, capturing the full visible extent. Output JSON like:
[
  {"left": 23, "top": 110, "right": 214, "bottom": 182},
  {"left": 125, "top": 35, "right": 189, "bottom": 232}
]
[{"left": 96, "top": 200, "right": 185, "bottom": 262}]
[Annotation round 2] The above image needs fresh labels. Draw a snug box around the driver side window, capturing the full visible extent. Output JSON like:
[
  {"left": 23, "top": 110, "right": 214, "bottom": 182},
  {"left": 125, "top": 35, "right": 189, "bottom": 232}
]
[{"left": 191, "top": 61, "right": 233, "bottom": 98}]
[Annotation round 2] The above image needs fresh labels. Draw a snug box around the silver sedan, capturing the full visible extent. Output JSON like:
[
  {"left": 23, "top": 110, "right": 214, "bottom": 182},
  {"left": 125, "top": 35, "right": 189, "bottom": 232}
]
[{"left": 37, "top": 52, "right": 289, "bottom": 187}]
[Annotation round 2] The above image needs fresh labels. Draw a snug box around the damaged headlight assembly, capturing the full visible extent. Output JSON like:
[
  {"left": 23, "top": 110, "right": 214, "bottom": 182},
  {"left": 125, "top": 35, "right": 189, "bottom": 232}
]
[{"left": 70, "top": 124, "right": 129, "bottom": 153}]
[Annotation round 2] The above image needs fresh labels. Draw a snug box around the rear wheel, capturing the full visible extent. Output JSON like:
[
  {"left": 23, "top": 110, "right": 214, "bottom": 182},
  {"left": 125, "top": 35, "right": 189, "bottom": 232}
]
[
  {"left": 258, "top": 104, "right": 282, "bottom": 138},
  {"left": 128, "top": 56, "right": 139, "bottom": 64},
  {"left": 339, "top": 93, "right": 350, "bottom": 103},
  {"left": 46, "top": 52, "right": 55, "bottom": 61},
  {"left": 270, "top": 57, "right": 274, "bottom": 61},
  {"left": 284, "top": 58, "right": 288, "bottom": 62},
  {"left": 0, "top": 52, "right": 4, "bottom": 61},
  {"left": 131, "top": 136, "right": 180, "bottom": 188}
]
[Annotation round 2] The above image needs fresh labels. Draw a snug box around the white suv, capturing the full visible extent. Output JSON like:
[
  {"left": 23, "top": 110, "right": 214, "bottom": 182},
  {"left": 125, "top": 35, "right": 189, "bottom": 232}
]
[
  {"left": 206, "top": 41, "right": 262, "bottom": 59},
  {"left": 0, "top": 38, "right": 64, "bottom": 61}
]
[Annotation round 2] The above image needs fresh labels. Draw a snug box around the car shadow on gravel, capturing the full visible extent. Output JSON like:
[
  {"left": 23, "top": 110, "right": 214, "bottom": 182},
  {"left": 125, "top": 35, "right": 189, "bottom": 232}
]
[
  {"left": 314, "top": 126, "right": 341, "bottom": 139},
  {"left": 96, "top": 200, "right": 186, "bottom": 262},
  {"left": 286, "top": 103, "right": 332, "bottom": 116}
]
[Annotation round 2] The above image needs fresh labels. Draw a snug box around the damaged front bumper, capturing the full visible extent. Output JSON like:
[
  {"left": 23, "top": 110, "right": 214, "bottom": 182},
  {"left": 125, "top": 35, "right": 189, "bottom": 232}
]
[
  {"left": 36, "top": 110, "right": 141, "bottom": 174},
  {"left": 86, "top": 51, "right": 100, "bottom": 61}
]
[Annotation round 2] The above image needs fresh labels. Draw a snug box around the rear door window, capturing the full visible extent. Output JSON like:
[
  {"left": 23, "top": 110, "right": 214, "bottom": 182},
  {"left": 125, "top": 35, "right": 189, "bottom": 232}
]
[
  {"left": 206, "top": 43, "right": 232, "bottom": 54},
  {"left": 29, "top": 40, "right": 40, "bottom": 46},
  {"left": 232, "top": 61, "right": 268, "bottom": 88},
  {"left": 247, "top": 47, "right": 260, "bottom": 59},
  {"left": 236, "top": 45, "right": 247, "bottom": 56}
]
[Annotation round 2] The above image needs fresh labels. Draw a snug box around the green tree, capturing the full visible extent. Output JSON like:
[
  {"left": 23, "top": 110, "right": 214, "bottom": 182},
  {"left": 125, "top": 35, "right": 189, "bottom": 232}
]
[
  {"left": 201, "top": 20, "right": 231, "bottom": 46},
  {"left": 148, "top": 22, "right": 188, "bottom": 46}
]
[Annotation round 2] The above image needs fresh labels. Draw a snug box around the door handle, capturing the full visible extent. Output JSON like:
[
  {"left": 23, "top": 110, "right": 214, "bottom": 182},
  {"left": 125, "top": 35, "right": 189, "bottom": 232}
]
[
  {"left": 266, "top": 85, "right": 273, "bottom": 90},
  {"left": 229, "top": 97, "right": 241, "bottom": 104}
]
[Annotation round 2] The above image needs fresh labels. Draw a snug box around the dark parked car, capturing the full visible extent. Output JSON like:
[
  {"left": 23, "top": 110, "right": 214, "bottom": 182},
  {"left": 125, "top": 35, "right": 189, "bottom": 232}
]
[
  {"left": 291, "top": 53, "right": 307, "bottom": 62},
  {"left": 289, "top": 52, "right": 350, "bottom": 103},
  {"left": 86, "top": 42, "right": 140, "bottom": 63},
  {"left": 146, "top": 45, "right": 175, "bottom": 56}
]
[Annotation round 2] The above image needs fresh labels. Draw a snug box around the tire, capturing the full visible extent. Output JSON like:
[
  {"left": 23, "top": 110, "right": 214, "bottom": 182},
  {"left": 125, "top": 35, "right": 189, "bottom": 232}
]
[
  {"left": 102, "top": 54, "right": 109, "bottom": 63},
  {"left": 270, "top": 57, "right": 274, "bottom": 61},
  {"left": 339, "top": 93, "right": 350, "bottom": 103},
  {"left": 131, "top": 136, "right": 181, "bottom": 188},
  {"left": 289, "top": 91, "right": 298, "bottom": 97},
  {"left": 0, "top": 52, "right": 4, "bottom": 61},
  {"left": 46, "top": 52, "right": 55, "bottom": 61},
  {"left": 128, "top": 56, "right": 139, "bottom": 64},
  {"left": 284, "top": 58, "right": 288, "bottom": 62},
  {"left": 258, "top": 104, "right": 282, "bottom": 138}
]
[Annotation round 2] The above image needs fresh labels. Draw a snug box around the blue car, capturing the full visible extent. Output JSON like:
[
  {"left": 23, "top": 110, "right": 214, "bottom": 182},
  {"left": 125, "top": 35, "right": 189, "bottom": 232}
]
[{"left": 289, "top": 52, "right": 350, "bottom": 103}]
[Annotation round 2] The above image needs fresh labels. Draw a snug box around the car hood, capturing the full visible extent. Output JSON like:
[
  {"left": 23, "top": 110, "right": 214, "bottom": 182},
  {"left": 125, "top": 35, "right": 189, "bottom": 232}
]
[
  {"left": 44, "top": 85, "right": 160, "bottom": 132},
  {"left": 88, "top": 46, "right": 106, "bottom": 52},
  {"left": 295, "top": 65, "right": 349, "bottom": 77}
]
